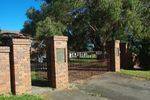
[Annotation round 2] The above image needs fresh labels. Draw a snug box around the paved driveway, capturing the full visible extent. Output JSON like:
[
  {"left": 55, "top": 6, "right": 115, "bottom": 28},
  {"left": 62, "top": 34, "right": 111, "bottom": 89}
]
[
  {"left": 32, "top": 73, "right": 150, "bottom": 100},
  {"left": 78, "top": 73, "right": 150, "bottom": 100}
]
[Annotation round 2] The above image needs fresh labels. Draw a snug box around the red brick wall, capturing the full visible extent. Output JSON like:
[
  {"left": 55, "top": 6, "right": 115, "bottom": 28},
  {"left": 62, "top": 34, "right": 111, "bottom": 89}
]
[
  {"left": 0, "top": 47, "right": 11, "bottom": 94},
  {"left": 10, "top": 39, "right": 31, "bottom": 95}
]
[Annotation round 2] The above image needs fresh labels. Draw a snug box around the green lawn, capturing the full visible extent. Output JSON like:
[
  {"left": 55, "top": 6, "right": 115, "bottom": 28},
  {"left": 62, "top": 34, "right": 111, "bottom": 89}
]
[
  {"left": 0, "top": 94, "right": 42, "bottom": 100},
  {"left": 69, "top": 58, "right": 97, "bottom": 63},
  {"left": 69, "top": 58, "right": 108, "bottom": 67},
  {"left": 119, "top": 70, "right": 150, "bottom": 80},
  {"left": 31, "top": 71, "right": 47, "bottom": 81}
]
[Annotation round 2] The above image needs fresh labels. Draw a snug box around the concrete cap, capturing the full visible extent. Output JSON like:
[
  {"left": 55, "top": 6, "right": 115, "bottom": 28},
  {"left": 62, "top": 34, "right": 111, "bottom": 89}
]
[
  {"left": 12, "top": 38, "right": 31, "bottom": 45},
  {"left": 0, "top": 46, "right": 10, "bottom": 53},
  {"left": 52, "top": 36, "right": 68, "bottom": 41}
]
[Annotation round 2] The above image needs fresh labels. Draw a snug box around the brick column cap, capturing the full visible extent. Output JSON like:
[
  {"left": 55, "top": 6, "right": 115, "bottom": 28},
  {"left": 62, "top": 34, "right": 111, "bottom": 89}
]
[
  {"left": 0, "top": 46, "right": 10, "bottom": 53},
  {"left": 115, "top": 40, "right": 120, "bottom": 43},
  {"left": 12, "top": 38, "right": 31, "bottom": 45},
  {"left": 107, "top": 40, "right": 120, "bottom": 45},
  {"left": 52, "top": 36, "right": 68, "bottom": 41}
]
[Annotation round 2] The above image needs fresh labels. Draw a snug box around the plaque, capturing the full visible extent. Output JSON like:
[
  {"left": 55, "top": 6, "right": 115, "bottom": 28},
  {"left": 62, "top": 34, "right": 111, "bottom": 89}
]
[
  {"left": 56, "top": 48, "right": 66, "bottom": 63},
  {"left": 115, "top": 48, "right": 120, "bottom": 56}
]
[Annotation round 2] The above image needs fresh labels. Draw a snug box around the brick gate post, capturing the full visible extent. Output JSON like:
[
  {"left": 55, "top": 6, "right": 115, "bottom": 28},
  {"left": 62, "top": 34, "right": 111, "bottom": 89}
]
[
  {"left": 108, "top": 40, "right": 120, "bottom": 72},
  {"left": 0, "top": 47, "right": 11, "bottom": 94},
  {"left": 46, "top": 36, "right": 68, "bottom": 89},
  {"left": 10, "top": 39, "right": 31, "bottom": 95}
]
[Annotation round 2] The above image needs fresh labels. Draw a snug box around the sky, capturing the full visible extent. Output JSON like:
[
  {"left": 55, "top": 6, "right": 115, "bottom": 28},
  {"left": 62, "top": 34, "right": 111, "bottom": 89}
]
[{"left": 0, "top": 0, "right": 40, "bottom": 31}]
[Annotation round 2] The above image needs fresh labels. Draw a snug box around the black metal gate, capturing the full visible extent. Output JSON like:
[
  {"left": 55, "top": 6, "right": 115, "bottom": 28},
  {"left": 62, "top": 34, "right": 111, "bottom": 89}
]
[
  {"left": 68, "top": 51, "right": 110, "bottom": 82},
  {"left": 30, "top": 40, "right": 49, "bottom": 87}
]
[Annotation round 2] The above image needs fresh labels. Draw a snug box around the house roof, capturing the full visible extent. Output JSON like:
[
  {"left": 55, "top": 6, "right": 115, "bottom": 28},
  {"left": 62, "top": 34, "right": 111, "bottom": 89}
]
[{"left": 0, "top": 30, "right": 25, "bottom": 38}]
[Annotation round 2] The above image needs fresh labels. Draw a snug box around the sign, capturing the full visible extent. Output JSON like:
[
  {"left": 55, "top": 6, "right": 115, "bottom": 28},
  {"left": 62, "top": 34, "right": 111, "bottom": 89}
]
[{"left": 56, "top": 48, "right": 66, "bottom": 63}]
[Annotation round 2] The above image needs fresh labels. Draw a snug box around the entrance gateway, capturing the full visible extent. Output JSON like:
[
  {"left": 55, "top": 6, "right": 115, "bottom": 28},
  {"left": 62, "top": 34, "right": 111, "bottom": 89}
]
[
  {"left": 0, "top": 36, "right": 121, "bottom": 95},
  {"left": 31, "top": 37, "right": 121, "bottom": 89}
]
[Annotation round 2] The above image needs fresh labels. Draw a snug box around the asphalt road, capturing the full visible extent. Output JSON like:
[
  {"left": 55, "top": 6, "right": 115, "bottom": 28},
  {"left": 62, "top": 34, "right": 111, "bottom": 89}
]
[{"left": 32, "top": 73, "right": 150, "bottom": 100}]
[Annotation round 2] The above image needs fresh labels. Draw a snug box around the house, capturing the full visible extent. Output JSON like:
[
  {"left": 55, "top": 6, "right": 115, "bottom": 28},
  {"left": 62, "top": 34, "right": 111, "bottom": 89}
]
[{"left": 0, "top": 30, "right": 25, "bottom": 38}]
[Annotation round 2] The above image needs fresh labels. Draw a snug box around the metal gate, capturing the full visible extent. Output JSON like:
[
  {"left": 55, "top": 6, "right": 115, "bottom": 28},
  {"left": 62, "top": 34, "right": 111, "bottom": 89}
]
[
  {"left": 68, "top": 51, "right": 110, "bottom": 82},
  {"left": 30, "top": 40, "right": 49, "bottom": 87}
]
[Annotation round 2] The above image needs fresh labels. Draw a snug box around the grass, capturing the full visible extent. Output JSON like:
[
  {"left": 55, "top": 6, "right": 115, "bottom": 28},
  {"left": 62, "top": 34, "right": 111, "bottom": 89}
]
[
  {"left": 31, "top": 71, "right": 47, "bottom": 81},
  {"left": 0, "top": 94, "right": 42, "bottom": 100},
  {"left": 69, "top": 58, "right": 108, "bottom": 68},
  {"left": 69, "top": 58, "right": 98, "bottom": 63},
  {"left": 119, "top": 69, "right": 150, "bottom": 80},
  {"left": 31, "top": 71, "right": 50, "bottom": 87}
]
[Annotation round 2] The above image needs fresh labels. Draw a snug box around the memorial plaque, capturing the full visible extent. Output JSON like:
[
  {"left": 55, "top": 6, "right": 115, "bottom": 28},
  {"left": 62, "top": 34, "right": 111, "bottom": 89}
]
[
  {"left": 115, "top": 48, "right": 120, "bottom": 56},
  {"left": 56, "top": 48, "right": 66, "bottom": 63}
]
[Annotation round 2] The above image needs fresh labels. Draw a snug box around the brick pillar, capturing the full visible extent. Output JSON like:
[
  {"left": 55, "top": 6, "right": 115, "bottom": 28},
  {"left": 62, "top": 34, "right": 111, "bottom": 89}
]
[
  {"left": 108, "top": 40, "right": 120, "bottom": 72},
  {"left": 0, "top": 47, "right": 11, "bottom": 94},
  {"left": 10, "top": 39, "right": 31, "bottom": 95},
  {"left": 46, "top": 36, "right": 68, "bottom": 89}
]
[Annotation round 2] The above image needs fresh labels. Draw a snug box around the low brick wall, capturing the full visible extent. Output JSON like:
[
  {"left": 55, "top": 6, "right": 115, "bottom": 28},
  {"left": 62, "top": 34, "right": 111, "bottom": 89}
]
[{"left": 0, "top": 46, "right": 11, "bottom": 94}]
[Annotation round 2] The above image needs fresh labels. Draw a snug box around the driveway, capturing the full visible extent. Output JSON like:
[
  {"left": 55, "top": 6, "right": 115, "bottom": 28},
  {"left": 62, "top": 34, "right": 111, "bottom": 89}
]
[{"left": 32, "top": 72, "right": 150, "bottom": 100}]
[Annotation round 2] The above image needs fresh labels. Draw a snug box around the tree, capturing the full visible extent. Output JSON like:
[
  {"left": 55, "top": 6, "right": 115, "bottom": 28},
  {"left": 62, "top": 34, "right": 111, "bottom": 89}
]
[
  {"left": 86, "top": 0, "right": 123, "bottom": 49},
  {"left": 68, "top": 0, "right": 124, "bottom": 51},
  {"left": 22, "top": 0, "right": 149, "bottom": 52},
  {"left": 68, "top": 0, "right": 149, "bottom": 51},
  {"left": 21, "top": 0, "right": 85, "bottom": 38},
  {"left": 140, "top": 0, "right": 150, "bottom": 39},
  {"left": 36, "top": 17, "right": 66, "bottom": 39}
]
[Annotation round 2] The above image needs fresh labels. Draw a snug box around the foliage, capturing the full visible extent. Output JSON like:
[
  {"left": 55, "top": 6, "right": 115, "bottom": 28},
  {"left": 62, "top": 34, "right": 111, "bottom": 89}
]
[
  {"left": 127, "top": 33, "right": 142, "bottom": 54},
  {"left": 0, "top": 94, "right": 42, "bottom": 100},
  {"left": 67, "top": 0, "right": 123, "bottom": 50},
  {"left": 123, "top": 0, "right": 144, "bottom": 37},
  {"left": 86, "top": 0, "right": 123, "bottom": 47},
  {"left": 67, "top": 0, "right": 149, "bottom": 51},
  {"left": 140, "top": 0, "right": 150, "bottom": 39},
  {"left": 36, "top": 17, "right": 66, "bottom": 39},
  {"left": 21, "top": 0, "right": 85, "bottom": 38},
  {"left": 22, "top": 0, "right": 149, "bottom": 51}
]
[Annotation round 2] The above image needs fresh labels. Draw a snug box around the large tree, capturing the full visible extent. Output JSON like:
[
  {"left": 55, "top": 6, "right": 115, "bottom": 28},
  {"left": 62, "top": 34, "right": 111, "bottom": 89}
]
[
  {"left": 21, "top": 0, "right": 85, "bottom": 37},
  {"left": 22, "top": 0, "right": 149, "bottom": 51},
  {"left": 68, "top": 0, "right": 149, "bottom": 51}
]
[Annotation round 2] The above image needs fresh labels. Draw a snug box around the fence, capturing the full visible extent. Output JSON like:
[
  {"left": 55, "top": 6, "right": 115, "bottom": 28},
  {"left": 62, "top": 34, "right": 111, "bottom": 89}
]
[{"left": 69, "top": 51, "right": 110, "bottom": 70}]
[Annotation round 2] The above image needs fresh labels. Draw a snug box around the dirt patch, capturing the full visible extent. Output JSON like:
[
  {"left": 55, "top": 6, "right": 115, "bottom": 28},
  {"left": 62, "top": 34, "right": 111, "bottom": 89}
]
[{"left": 69, "top": 70, "right": 107, "bottom": 83}]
